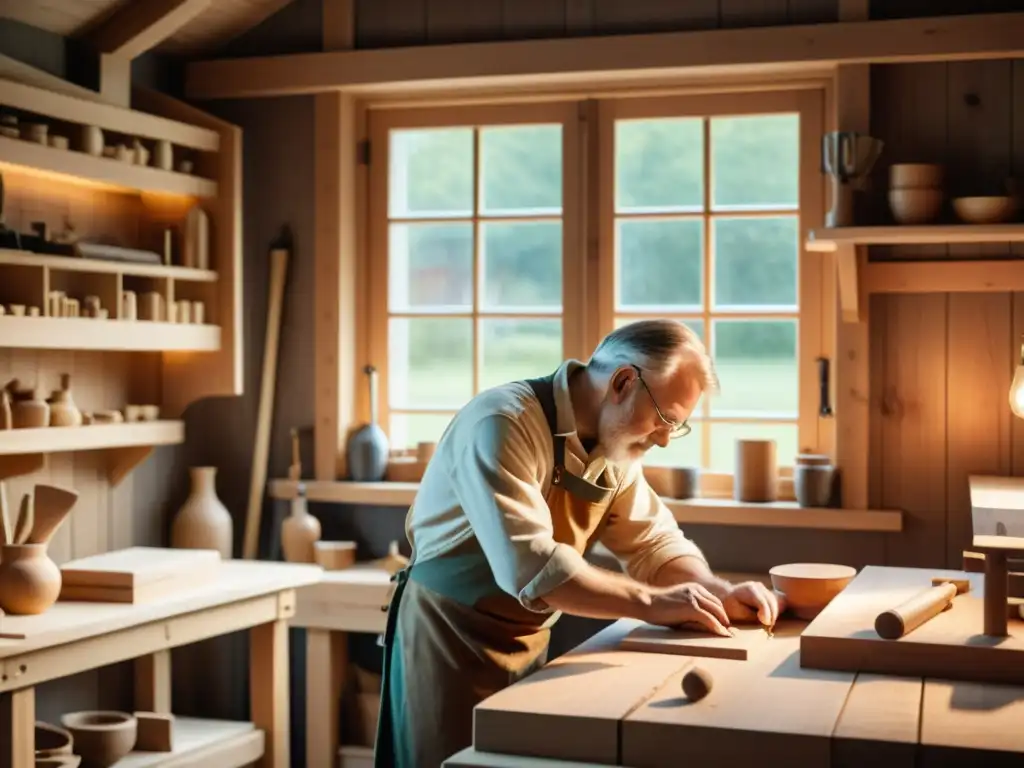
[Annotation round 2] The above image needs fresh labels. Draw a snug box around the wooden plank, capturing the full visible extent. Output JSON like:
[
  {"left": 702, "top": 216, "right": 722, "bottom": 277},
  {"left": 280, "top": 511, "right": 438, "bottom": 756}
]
[
  {"left": 618, "top": 622, "right": 779, "bottom": 660},
  {"left": 831, "top": 673, "right": 922, "bottom": 768},
  {"left": 862, "top": 260, "right": 1024, "bottom": 295},
  {"left": 808, "top": 225, "right": 1024, "bottom": 250},
  {"left": 591, "top": 0, "right": 717, "bottom": 34},
  {"left": 945, "top": 294, "right": 1012, "bottom": 567},
  {"left": 444, "top": 748, "right": 611, "bottom": 767},
  {"left": 920, "top": 679, "right": 1024, "bottom": 765},
  {"left": 355, "top": 0, "right": 427, "bottom": 48},
  {"left": 473, "top": 620, "right": 689, "bottom": 764},
  {"left": 323, "top": 0, "right": 355, "bottom": 50},
  {"left": 500, "top": 0, "right": 566, "bottom": 39},
  {"left": 800, "top": 565, "right": 1024, "bottom": 685},
  {"left": 426, "top": 0, "right": 504, "bottom": 43},
  {"left": 720, "top": 0, "right": 789, "bottom": 28},
  {"left": 86, "top": 0, "right": 212, "bottom": 58},
  {"left": 0, "top": 316, "right": 220, "bottom": 352},
  {"left": 621, "top": 632, "right": 855, "bottom": 768},
  {"left": 184, "top": 13, "right": 1024, "bottom": 99},
  {"left": 876, "top": 294, "right": 948, "bottom": 567},
  {"left": 1014, "top": 60, "right": 1024, "bottom": 260},
  {"left": 1013, "top": 292, "right": 1024, "bottom": 476}
]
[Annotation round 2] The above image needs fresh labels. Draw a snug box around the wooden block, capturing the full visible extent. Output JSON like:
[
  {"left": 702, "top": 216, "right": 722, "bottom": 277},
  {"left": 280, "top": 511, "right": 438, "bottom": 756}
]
[
  {"left": 621, "top": 634, "right": 856, "bottom": 768},
  {"left": 831, "top": 674, "right": 921, "bottom": 768},
  {"left": 59, "top": 547, "right": 221, "bottom": 604},
  {"left": 801, "top": 566, "right": 1024, "bottom": 685},
  {"left": 135, "top": 711, "right": 174, "bottom": 752},
  {"left": 474, "top": 620, "right": 690, "bottom": 764},
  {"left": 618, "top": 621, "right": 782, "bottom": 660}
]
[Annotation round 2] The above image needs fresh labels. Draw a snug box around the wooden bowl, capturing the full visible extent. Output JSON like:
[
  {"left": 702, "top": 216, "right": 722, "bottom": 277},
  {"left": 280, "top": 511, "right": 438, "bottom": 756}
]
[
  {"left": 952, "top": 196, "right": 1017, "bottom": 224},
  {"left": 888, "top": 188, "right": 943, "bottom": 224},
  {"left": 35, "top": 721, "right": 73, "bottom": 757},
  {"left": 889, "top": 163, "right": 943, "bottom": 189},
  {"left": 60, "top": 711, "right": 136, "bottom": 768},
  {"left": 769, "top": 563, "right": 857, "bottom": 620}
]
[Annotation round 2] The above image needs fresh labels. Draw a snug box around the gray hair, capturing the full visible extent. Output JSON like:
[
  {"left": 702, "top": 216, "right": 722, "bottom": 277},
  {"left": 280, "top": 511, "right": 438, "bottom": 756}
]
[{"left": 587, "top": 319, "right": 719, "bottom": 393}]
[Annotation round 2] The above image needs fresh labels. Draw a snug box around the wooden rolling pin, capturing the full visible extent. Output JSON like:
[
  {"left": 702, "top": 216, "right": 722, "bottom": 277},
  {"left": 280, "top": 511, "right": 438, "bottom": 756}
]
[{"left": 874, "top": 577, "right": 971, "bottom": 640}]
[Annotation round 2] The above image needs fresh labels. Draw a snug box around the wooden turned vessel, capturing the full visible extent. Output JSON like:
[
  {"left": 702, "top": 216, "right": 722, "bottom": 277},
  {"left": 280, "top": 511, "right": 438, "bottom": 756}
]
[{"left": 0, "top": 543, "right": 62, "bottom": 615}]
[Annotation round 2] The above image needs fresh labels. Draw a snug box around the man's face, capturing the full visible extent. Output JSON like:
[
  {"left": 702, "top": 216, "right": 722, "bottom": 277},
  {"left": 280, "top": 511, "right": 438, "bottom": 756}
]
[{"left": 597, "top": 365, "right": 702, "bottom": 464}]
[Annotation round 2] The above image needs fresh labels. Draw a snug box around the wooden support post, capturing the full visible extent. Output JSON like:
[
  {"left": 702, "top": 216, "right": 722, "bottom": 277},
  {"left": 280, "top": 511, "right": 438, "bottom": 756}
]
[
  {"left": 306, "top": 629, "right": 349, "bottom": 768},
  {"left": 135, "top": 649, "right": 172, "bottom": 713},
  {"left": 984, "top": 551, "right": 1009, "bottom": 637},
  {"left": 251, "top": 619, "right": 290, "bottom": 768},
  {"left": 0, "top": 687, "right": 34, "bottom": 768}
]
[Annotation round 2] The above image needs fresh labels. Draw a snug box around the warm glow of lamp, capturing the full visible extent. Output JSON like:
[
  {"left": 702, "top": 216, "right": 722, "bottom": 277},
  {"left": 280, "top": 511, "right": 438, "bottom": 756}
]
[{"left": 1011, "top": 338, "right": 1024, "bottom": 419}]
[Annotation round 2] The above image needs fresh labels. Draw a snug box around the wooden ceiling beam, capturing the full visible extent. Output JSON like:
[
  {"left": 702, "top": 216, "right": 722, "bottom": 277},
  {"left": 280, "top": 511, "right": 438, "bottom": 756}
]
[
  {"left": 184, "top": 11, "right": 1024, "bottom": 100},
  {"left": 87, "top": 0, "right": 213, "bottom": 59}
]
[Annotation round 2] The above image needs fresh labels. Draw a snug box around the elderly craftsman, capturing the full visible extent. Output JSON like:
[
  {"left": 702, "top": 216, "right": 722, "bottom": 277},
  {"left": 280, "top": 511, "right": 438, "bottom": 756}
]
[{"left": 374, "top": 319, "right": 780, "bottom": 768}]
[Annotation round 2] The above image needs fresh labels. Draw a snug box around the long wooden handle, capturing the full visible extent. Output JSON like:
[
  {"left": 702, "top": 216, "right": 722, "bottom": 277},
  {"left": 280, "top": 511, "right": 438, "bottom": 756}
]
[{"left": 875, "top": 582, "right": 958, "bottom": 640}]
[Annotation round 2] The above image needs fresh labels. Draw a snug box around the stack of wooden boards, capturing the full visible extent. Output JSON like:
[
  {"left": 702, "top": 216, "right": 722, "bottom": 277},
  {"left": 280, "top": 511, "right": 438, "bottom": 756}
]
[{"left": 59, "top": 546, "right": 221, "bottom": 604}]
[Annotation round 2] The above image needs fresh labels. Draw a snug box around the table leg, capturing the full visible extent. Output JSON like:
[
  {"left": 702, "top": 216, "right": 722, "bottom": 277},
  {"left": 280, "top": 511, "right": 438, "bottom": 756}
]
[
  {"left": 251, "top": 618, "right": 290, "bottom": 768},
  {"left": 135, "top": 649, "right": 172, "bottom": 713},
  {"left": 307, "top": 629, "right": 348, "bottom": 768},
  {"left": 984, "top": 550, "right": 1009, "bottom": 637},
  {"left": 0, "top": 686, "right": 34, "bottom": 768}
]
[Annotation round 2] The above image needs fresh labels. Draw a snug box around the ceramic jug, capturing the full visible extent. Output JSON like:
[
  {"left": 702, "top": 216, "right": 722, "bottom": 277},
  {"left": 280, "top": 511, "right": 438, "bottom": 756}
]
[{"left": 171, "top": 466, "right": 234, "bottom": 559}]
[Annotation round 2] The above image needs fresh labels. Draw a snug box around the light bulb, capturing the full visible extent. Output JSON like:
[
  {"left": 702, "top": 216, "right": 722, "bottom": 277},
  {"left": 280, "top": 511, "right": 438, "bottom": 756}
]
[{"left": 1011, "top": 338, "right": 1024, "bottom": 419}]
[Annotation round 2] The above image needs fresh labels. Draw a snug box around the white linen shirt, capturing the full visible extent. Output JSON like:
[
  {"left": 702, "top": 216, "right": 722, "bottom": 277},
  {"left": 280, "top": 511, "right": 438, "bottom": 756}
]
[{"left": 404, "top": 359, "right": 707, "bottom": 612}]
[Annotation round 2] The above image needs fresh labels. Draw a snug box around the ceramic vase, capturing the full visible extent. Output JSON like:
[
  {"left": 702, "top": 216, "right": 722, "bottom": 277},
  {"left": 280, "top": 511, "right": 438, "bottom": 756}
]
[
  {"left": 171, "top": 466, "right": 233, "bottom": 559},
  {"left": 0, "top": 543, "right": 62, "bottom": 615},
  {"left": 281, "top": 486, "right": 321, "bottom": 564},
  {"left": 48, "top": 373, "right": 83, "bottom": 427}
]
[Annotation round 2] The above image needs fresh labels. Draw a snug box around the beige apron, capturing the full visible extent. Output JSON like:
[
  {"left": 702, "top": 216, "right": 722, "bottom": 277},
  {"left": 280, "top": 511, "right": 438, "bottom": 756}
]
[{"left": 373, "top": 374, "right": 622, "bottom": 768}]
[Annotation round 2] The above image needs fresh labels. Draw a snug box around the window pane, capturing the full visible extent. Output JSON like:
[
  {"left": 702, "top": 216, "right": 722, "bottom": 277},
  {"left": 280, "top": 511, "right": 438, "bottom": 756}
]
[
  {"left": 479, "top": 318, "right": 563, "bottom": 392},
  {"left": 617, "top": 219, "right": 703, "bottom": 311},
  {"left": 390, "top": 413, "right": 456, "bottom": 450},
  {"left": 480, "top": 125, "right": 562, "bottom": 214},
  {"left": 481, "top": 221, "right": 562, "bottom": 311},
  {"left": 710, "top": 114, "right": 799, "bottom": 210},
  {"left": 642, "top": 422, "right": 704, "bottom": 468},
  {"left": 389, "top": 318, "right": 473, "bottom": 409},
  {"left": 389, "top": 223, "right": 473, "bottom": 312},
  {"left": 389, "top": 128, "right": 473, "bottom": 218},
  {"left": 711, "top": 319, "right": 798, "bottom": 417},
  {"left": 712, "top": 217, "right": 798, "bottom": 309},
  {"left": 615, "top": 118, "right": 703, "bottom": 212},
  {"left": 709, "top": 422, "right": 798, "bottom": 473}
]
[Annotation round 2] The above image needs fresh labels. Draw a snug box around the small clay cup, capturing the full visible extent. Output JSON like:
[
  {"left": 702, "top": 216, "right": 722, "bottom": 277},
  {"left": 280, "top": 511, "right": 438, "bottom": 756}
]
[{"left": 60, "top": 711, "right": 136, "bottom": 768}]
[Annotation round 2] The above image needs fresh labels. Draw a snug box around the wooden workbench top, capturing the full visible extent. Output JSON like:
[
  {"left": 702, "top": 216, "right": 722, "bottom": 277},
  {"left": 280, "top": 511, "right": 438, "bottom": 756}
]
[
  {"left": 0, "top": 559, "right": 321, "bottom": 658},
  {"left": 473, "top": 618, "right": 1024, "bottom": 767}
]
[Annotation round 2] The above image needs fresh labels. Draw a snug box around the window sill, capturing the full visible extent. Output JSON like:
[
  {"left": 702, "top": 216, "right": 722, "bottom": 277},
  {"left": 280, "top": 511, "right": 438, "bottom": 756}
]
[{"left": 267, "top": 479, "right": 902, "bottom": 533}]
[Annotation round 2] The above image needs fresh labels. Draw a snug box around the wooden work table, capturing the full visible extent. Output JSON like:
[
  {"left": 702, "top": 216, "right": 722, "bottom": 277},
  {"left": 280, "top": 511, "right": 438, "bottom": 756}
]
[
  {"left": 467, "top": 616, "right": 1024, "bottom": 767},
  {"left": 0, "top": 559, "right": 321, "bottom": 768}
]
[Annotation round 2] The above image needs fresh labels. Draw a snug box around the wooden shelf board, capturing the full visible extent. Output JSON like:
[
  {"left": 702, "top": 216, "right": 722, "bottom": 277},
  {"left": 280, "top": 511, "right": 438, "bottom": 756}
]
[
  {"left": 0, "top": 249, "right": 217, "bottom": 282},
  {"left": 267, "top": 479, "right": 902, "bottom": 532},
  {"left": 115, "top": 716, "right": 262, "bottom": 768},
  {"left": 863, "top": 259, "right": 1024, "bottom": 294},
  {"left": 0, "top": 421, "right": 184, "bottom": 455},
  {"left": 807, "top": 224, "right": 1024, "bottom": 252},
  {"left": 0, "top": 316, "right": 220, "bottom": 351},
  {"left": 0, "top": 135, "right": 217, "bottom": 198},
  {"left": 0, "top": 77, "right": 220, "bottom": 153}
]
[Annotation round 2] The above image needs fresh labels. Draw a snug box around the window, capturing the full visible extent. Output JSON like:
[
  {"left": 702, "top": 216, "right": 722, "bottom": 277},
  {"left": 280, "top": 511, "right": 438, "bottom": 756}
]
[
  {"left": 598, "top": 91, "right": 825, "bottom": 481},
  {"left": 367, "top": 103, "right": 581, "bottom": 449},
  {"left": 366, "top": 90, "right": 828, "bottom": 487}
]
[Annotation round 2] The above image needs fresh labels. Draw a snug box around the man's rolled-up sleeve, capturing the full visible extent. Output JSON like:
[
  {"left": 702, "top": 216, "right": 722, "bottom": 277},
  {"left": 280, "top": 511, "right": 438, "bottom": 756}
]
[
  {"left": 599, "top": 463, "right": 706, "bottom": 584},
  {"left": 447, "top": 414, "right": 588, "bottom": 612}
]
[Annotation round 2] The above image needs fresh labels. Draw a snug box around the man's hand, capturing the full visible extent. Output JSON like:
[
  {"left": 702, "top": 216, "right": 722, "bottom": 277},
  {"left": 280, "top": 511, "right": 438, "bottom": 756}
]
[
  {"left": 644, "top": 582, "right": 732, "bottom": 637},
  {"left": 719, "top": 581, "right": 781, "bottom": 627}
]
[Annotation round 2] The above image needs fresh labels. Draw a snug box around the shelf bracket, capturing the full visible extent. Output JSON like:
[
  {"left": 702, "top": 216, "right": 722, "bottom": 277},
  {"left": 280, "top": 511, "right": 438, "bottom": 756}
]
[
  {"left": 835, "top": 243, "right": 862, "bottom": 324},
  {"left": 0, "top": 453, "right": 46, "bottom": 482},
  {"left": 108, "top": 446, "right": 155, "bottom": 487}
]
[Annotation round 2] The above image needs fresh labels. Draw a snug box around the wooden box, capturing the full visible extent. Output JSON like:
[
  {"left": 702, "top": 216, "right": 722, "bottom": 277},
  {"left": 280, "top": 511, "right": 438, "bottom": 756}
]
[{"left": 59, "top": 546, "right": 221, "bottom": 604}]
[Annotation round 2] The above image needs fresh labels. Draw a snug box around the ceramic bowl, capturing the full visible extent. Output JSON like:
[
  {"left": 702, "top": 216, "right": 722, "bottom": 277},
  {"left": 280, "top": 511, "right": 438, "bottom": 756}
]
[
  {"left": 34, "top": 721, "right": 73, "bottom": 757},
  {"left": 769, "top": 563, "right": 858, "bottom": 620},
  {"left": 888, "top": 187, "right": 943, "bottom": 224},
  {"left": 36, "top": 757, "right": 82, "bottom": 768},
  {"left": 889, "top": 162, "right": 943, "bottom": 190},
  {"left": 60, "top": 711, "right": 136, "bottom": 768},
  {"left": 952, "top": 196, "right": 1017, "bottom": 224}
]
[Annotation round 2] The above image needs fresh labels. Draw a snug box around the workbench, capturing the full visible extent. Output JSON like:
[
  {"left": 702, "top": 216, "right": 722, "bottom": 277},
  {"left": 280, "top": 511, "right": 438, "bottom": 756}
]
[
  {"left": 0, "top": 559, "right": 320, "bottom": 768},
  {"left": 291, "top": 564, "right": 392, "bottom": 768},
  {"left": 467, "top": 615, "right": 1024, "bottom": 767}
]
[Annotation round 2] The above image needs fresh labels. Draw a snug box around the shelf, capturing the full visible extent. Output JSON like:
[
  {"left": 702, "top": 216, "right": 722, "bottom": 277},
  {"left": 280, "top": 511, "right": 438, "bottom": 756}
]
[
  {"left": 805, "top": 226, "right": 1024, "bottom": 323},
  {"left": 0, "top": 77, "right": 220, "bottom": 153},
  {"left": 806, "top": 224, "right": 1024, "bottom": 252},
  {"left": 0, "top": 420, "right": 184, "bottom": 484},
  {"left": 0, "top": 135, "right": 217, "bottom": 198},
  {"left": 116, "top": 717, "right": 262, "bottom": 768},
  {"left": 0, "top": 316, "right": 220, "bottom": 351},
  {"left": 267, "top": 479, "right": 903, "bottom": 533},
  {"left": 0, "top": 249, "right": 217, "bottom": 282}
]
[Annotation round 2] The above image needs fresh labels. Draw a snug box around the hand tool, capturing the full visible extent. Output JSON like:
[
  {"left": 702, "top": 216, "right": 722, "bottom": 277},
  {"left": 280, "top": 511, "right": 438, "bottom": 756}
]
[{"left": 874, "top": 577, "right": 970, "bottom": 640}]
